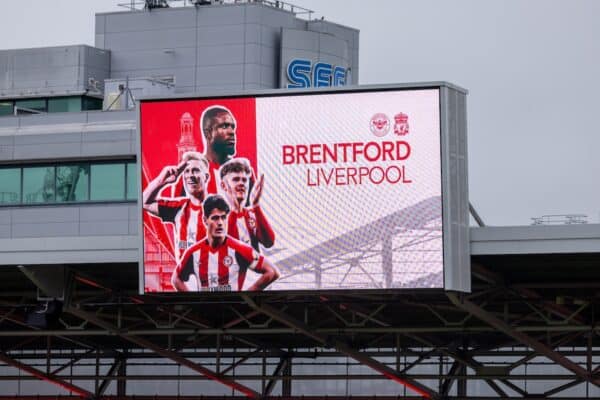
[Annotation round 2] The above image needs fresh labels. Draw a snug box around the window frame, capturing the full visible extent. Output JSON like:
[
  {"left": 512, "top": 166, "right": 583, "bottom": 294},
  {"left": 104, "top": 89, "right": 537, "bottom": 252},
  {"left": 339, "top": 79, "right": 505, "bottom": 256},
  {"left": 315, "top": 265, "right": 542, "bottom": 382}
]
[{"left": 0, "top": 159, "right": 137, "bottom": 207}]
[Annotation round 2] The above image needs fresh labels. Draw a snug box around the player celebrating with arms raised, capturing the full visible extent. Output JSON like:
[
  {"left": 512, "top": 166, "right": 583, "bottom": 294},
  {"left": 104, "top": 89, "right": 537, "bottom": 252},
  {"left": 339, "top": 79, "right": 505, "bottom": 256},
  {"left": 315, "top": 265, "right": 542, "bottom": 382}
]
[
  {"left": 219, "top": 158, "right": 275, "bottom": 251},
  {"left": 143, "top": 151, "right": 210, "bottom": 263}
]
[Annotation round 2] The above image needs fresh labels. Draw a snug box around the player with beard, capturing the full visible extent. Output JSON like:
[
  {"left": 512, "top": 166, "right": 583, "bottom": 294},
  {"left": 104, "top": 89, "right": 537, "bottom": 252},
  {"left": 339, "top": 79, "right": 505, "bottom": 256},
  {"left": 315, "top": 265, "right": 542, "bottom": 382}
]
[
  {"left": 143, "top": 151, "right": 210, "bottom": 266},
  {"left": 172, "top": 195, "right": 279, "bottom": 292},
  {"left": 201, "top": 105, "right": 238, "bottom": 194},
  {"left": 219, "top": 158, "right": 275, "bottom": 251}
]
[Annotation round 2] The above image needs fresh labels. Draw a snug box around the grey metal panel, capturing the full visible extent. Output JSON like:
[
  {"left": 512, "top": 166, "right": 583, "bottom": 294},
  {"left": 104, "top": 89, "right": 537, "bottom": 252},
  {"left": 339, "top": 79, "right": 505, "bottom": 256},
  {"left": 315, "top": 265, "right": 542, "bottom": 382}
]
[
  {"left": 12, "top": 47, "right": 79, "bottom": 69},
  {"left": 259, "top": 65, "right": 277, "bottom": 87},
  {"left": 244, "top": 43, "right": 261, "bottom": 65},
  {"left": 243, "top": 63, "right": 261, "bottom": 86},
  {"left": 0, "top": 209, "right": 11, "bottom": 238},
  {"left": 105, "top": 8, "right": 196, "bottom": 32},
  {"left": 80, "top": 220, "right": 130, "bottom": 236},
  {"left": 197, "top": 45, "right": 246, "bottom": 66},
  {"left": 472, "top": 224, "right": 600, "bottom": 242},
  {"left": 80, "top": 204, "right": 129, "bottom": 222},
  {"left": 196, "top": 24, "right": 245, "bottom": 46},
  {"left": 252, "top": 5, "right": 295, "bottom": 28},
  {"left": 260, "top": 25, "right": 281, "bottom": 48},
  {"left": 0, "top": 45, "right": 111, "bottom": 99},
  {"left": 11, "top": 207, "right": 80, "bottom": 238},
  {"left": 104, "top": 29, "right": 198, "bottom": 51},
  {"left": 13, "top": 132, "right": 82, "bottom": 161},
  {"left": 260, "top": 45, "right": 277, "bottom": 67},
  {"left": 12, "top": 222, "right": 80, "bottom": 238},
  {"left": 25, "top": 112, "right": 90, "bottom": 126},
  {"left": 0, "top": 235, "right": 138, "bottom": 265},
  {"left": 81, "top": 129, "right": 134, "bottom": 158},
  {"left": 110, "top": 49, "right": 197, "bottom": 70},
  {"left": 128, "top": 204, "right": 138, "bottom": 235},
  {"left": 319, "top": 34, "right": 349, "bottom": 60},
  {"left": 11, "top": 207, "right": 79, "bottom": 224},
  {"left": 196, "top": 5, "right": 245, "bottom": 26},
  {"left": 0, "top": 135, "right": 15, "bottom": 161},
  {"left": 0, "top": 117, "right": 19, "bottom": 129},
  {"left": 95, "top": 14, "right": 106, "bottom": 35},
  {"left": 243, "top": 4, "right": 263, "bottom": 24},
  {"left": 440, "top": 86, "right": 470, "bottom": 292},
  {"left": 244, "top": 24, "right": 261, "bottom": 45},
  {"left": 194, "top": 83, "right": 253, "bottom": 93},
  {"left": 471, "top": 227, "right": 600, "bottom": 255},
  {"left": 195, "top": 64, "right": 244, "bottom": 86},
  {"left": 282, "top": 28, "right": 320, "bottom": 51},
  {"left": 14, "top": 132, "right": 82, "bottom": 145},
  {"left": 86, "top": 109, "right": 135, "bottom": 123},
  {"left": 95, "top": 34, "right": 105, "bottom": 49}
]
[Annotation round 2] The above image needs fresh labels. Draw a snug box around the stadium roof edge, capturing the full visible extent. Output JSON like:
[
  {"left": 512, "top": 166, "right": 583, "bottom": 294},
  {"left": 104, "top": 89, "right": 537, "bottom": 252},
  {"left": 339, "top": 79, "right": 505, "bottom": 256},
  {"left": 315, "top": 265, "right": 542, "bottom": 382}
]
[{"left": 471, "top": 223, "right": 600, "bottom": 255}]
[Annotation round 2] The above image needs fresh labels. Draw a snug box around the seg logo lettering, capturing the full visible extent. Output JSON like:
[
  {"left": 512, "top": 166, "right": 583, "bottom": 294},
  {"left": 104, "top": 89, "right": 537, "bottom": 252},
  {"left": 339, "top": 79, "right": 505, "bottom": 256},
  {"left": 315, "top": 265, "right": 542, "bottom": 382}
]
[{"left": 287, "top": 58, "right": 347, "bottom": 88}]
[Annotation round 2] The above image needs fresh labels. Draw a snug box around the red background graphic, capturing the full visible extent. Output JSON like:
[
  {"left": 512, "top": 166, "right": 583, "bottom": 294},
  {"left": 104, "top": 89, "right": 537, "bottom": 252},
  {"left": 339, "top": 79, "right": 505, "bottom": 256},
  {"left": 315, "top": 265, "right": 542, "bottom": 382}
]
[{"left": 140, "top": 98, "right": 257, "bottom": 292}]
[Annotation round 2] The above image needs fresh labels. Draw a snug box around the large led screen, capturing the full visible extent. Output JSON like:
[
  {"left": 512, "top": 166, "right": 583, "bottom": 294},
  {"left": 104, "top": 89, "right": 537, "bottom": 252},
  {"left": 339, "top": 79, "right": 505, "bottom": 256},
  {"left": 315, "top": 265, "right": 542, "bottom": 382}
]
[{"left": 140, "top": 88, "right": 443, "bottom": 293}]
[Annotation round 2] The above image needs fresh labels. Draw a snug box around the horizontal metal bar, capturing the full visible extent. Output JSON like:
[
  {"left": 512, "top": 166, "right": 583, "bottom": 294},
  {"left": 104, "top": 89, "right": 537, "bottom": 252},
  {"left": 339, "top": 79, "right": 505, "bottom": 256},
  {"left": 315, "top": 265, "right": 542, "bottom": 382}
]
[
  {"left": 1, "top": 324, "right": 599, "bottom": 336},
  {"left": 0, "top": 373, "right": 584, "bottom": 381}
]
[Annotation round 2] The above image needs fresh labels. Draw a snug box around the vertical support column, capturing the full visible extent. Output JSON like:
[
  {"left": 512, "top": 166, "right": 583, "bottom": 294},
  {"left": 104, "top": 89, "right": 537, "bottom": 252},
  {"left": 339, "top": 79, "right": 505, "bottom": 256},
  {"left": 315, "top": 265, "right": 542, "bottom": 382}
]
[
  {"left": 314, "top": 259, "right": 322, "bottom": 289},
  {"left": 282, "top": 349, "right": 292, "bottom": 397},
  {"left": 46, "top": 336, "right": 51, "bottom": 375},
  {"left": 457, "top": 339, "right": 467, "bottom": 398},
  {"left": 395, "top": 334, "right": 401, "bottom": 371},
  {"left": 95, "top": 349, "right": 100, "bottom": 395},
  {"left": 438, "top": 355, "right": 443, "bottom": 394},
  {"left": 117, "top": 351, "right": 126, "bottom": 397},
  {"left": 261, "top": 349, "right": 267, "bottom": 394},
  {"left": 382, "top": 236, "right": 393, "bottom": 288}
]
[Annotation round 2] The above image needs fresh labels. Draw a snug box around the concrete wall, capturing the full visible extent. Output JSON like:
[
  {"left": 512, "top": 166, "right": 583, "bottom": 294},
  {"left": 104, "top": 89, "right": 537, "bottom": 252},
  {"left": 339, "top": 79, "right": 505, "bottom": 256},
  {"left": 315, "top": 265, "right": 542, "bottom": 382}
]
[
  {"left": 0, "top": 109, "right": 135, "bottom": 162},
  {"left": 96, "top": 3, "right": 358, "bottom": 93},
  {"left": 0, "top": 45, "right": 110, "bottom": 99},
  {"left": 0, "top": 109, "right": 138, "bottom": 265}
]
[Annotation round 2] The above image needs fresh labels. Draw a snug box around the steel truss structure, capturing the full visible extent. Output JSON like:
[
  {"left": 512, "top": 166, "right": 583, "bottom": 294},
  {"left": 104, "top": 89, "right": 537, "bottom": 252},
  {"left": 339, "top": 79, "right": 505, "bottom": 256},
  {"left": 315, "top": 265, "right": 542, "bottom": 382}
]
[{"left": 1, "top": 248, "right": 599, "bottom": 400}]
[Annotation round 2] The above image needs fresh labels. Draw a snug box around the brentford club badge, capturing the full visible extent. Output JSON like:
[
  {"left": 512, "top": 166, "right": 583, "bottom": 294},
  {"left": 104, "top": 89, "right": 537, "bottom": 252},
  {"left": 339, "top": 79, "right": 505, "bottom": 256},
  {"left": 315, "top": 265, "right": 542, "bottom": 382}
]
[
  {"left": 247, "top": 211, "right": 257, "bottom": 229},
  {"left": 394, "top": 113, "right": 409, "bottom": 136},
  {"left": 370, "top": 113, "right": 390, "bottom": 137},
  {"left": 223, "top": 256, "right": 234, "bottom": 267}
]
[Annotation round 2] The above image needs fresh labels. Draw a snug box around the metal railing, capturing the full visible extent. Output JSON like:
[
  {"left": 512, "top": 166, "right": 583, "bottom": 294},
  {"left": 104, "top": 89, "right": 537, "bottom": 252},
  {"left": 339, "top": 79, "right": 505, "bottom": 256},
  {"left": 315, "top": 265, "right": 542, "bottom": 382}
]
[
  {"left": 118, "top": 0, "right": 314, "bottom": 19},
  {"left": 531, "top": 214, "right": 588, "bottom": 225}
]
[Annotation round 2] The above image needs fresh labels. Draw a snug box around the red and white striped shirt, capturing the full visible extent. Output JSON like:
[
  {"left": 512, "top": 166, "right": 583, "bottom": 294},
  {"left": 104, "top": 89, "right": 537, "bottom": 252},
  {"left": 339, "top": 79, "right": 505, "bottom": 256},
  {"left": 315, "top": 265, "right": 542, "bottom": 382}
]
[
  {"left": 176, "top": 236, "right": 265, "bottom": 292},
  {"left": 228, "top": 205, "right": 275, "bottom": 251},
  {"left": 157, "top": 197, "right": 206, "bottom": 262}
]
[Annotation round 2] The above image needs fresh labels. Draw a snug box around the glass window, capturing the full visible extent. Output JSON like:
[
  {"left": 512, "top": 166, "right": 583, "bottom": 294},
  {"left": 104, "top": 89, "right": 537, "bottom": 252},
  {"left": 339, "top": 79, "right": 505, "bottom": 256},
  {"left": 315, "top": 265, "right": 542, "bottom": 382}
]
[
  {"left": 0, "top": 168, "right": 21, "bottom": 204},
  {"left": 56, "top": 164, "right": 89, "bottom": 202},
  {"left": 15, "top": 99, "right": 47, "bottom": 113},
  {"left": 0, "top": 101, "right": 14, "bottom": 116},
  {"left": 48, "top": 97, "right": 82, "bottom": 113},
  {"left": 90, "top": 163, "right": 125, "bottom": 201},
  {"left": 126, "top": 162, "right": 137, "bottom": 200},
  {"left": 23, "top": 166, "right": 55, "bottom": 204},
  {"left": 82, "top": 96, "right": 103, "bottom": 111}
]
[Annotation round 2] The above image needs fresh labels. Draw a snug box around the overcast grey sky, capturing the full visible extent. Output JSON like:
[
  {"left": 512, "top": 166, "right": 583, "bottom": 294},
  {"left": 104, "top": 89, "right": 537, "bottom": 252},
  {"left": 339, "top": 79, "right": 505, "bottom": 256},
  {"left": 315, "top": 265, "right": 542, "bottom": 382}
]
[{"left": 0, "top": 0, "right": 598, "bottom": 226}]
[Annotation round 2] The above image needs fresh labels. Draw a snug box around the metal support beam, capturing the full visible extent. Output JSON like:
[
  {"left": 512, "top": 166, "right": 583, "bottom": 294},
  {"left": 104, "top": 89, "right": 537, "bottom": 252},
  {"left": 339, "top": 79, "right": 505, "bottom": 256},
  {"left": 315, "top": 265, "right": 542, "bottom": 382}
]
[
  {"left": 65, "top": 306, "right": 261, "bottom": 399},
  {"left": 96, "top": 358, "right": 123, "bottom": 398},
  {"left": 117, "top": 352, "right": 127, "bottom": 397},
  {"left": 263, "top": 355, "right": 289, "bottom": 397},
  {"left": 242, "top": 295, "right": 438, "bottom": 399},
  {"left": 448, "top": 292, "right": 600, "bottom": 387},
  {"left": 0, "top": 351, "right": 92, "bottom": 398}
]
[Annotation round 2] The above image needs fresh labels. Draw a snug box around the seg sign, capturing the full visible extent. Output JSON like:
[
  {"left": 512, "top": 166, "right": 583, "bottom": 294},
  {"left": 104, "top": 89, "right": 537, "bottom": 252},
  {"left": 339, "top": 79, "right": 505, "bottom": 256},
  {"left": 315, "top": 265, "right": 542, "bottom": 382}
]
[{"left": 286, "top": 58, "right": 347, "bottom": 88}]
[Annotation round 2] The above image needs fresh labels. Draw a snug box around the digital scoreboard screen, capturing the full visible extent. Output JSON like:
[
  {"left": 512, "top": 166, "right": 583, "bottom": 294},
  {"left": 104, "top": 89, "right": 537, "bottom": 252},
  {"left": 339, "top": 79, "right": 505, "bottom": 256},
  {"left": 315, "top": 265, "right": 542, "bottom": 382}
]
[{"left": 139, "top": 88, "right": 447, "bottom": 293}]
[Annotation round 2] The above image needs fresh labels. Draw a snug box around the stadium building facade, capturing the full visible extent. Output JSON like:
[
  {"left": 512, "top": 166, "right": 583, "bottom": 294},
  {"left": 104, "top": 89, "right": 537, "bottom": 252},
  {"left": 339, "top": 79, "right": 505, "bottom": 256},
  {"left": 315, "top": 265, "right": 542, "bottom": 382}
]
[{"left": 0, "top": 1, "right": 599, "bottom": 399}]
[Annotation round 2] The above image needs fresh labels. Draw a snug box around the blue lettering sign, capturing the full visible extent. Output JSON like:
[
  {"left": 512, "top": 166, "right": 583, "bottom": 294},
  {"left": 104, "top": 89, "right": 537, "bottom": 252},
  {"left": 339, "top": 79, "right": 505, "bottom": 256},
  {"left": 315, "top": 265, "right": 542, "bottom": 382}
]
[
  {"left": 286, "top": 59, "right": 311, "bottom": 89},
  {"left": 286, "top": 58, "right": 347, "bottom": 89}
]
